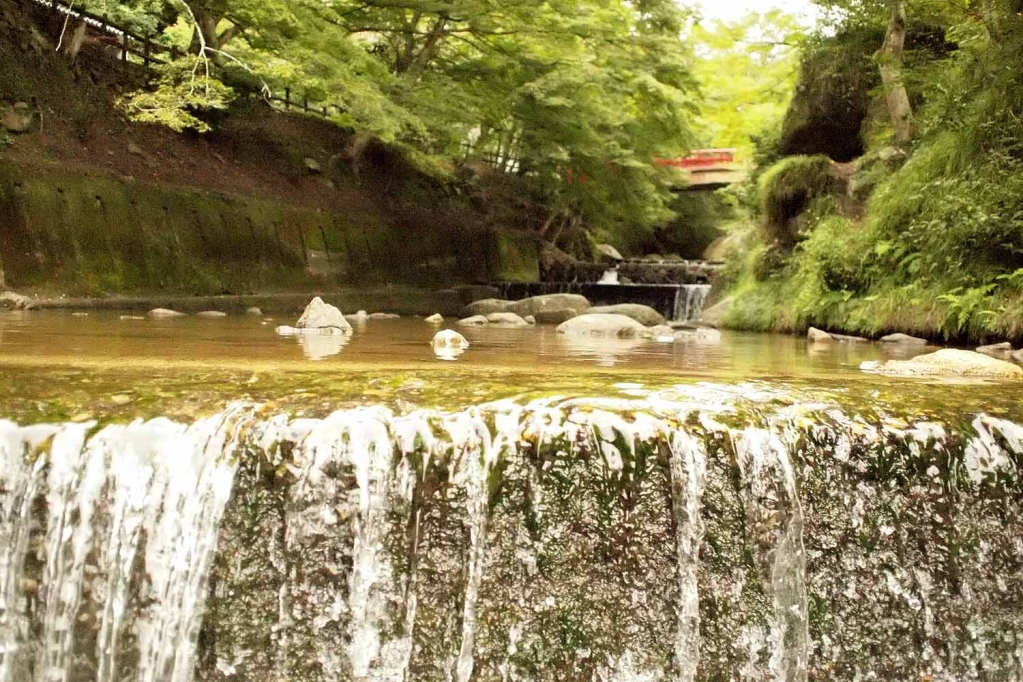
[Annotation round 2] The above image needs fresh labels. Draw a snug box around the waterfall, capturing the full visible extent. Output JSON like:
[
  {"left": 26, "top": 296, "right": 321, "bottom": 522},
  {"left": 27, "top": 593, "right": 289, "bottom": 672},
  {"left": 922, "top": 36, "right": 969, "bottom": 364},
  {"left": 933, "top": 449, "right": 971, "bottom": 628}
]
[
  {"left": 672, "top": 285, "right": 712, "bottom": 322},
  {"left": 0, "top": 392, "right": 1021, "bottom": 681}
]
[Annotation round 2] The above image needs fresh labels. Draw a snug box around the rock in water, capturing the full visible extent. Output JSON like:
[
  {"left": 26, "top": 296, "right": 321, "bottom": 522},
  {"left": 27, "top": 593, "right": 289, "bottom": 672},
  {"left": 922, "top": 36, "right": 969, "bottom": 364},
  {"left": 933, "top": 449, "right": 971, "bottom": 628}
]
[
  {"left": 556, "top": 314, "right": 647, "bottom": 338},
  {"left": 295, "top": 297, "right": 353, "bottom": 333},
  {"left": 583, "top": 304, "right": 665, "bottom": 327},
  {"left": 462, "top": 299, "right": 514, "bottom": 317},
  {"left": 246, "top": 307, "right": 264, "bottom": 317},
  {"left": 861, "top": 349, "right": 1023, "bottom": 378},
  {"left": 149, "top": 308, "right": 186, "bottom": 318},
  {"left": 369, "top": 313, "right": 400, "bottom": 320},
  {"left": 431, "top": 330, "right": 469, "bottom": 350},
  {"left": 457, "top": 315, "right": 489, "bottom": 326},
  {"left": 524, "top": 315, "right": 536, "bottom": 325},
  {"left": 534, "top": 309, "right": 578, "bottom": 325},
  {"left": 0, "top": 291, "right": 29, "bottom": 310},
  {"left": 977, "top": 342, "right": 1013, "bottom": 357},
  {"left": 197, "top": 311, "right": 227, "bottom": 318},
  {"left": 510, "top": 294, "right": 591, "bottom": 318},
  {"left": 880, "top": 332, "right": 928, "bottom": 346},
  {"left": 486, "top": 312, "right": 530, "bottom": 327},
  {"left": 674, "top": 328, "right": 722, "bottom": 344},
  {"left": 425, "top": 313, "right": 445, "bottom": 324},
  {"left": 807, "top": 327, "right": 834, "bottom": 343},
  {"left": 698, "top": 296, "right": 733, "bottom": 327}
]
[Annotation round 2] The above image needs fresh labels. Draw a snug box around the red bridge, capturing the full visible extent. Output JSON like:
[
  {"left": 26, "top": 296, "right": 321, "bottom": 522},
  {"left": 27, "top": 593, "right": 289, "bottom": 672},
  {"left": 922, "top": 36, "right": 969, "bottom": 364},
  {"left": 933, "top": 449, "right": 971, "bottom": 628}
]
[{"left": 655, "top": 149, "right": 749, "bottom": 189}]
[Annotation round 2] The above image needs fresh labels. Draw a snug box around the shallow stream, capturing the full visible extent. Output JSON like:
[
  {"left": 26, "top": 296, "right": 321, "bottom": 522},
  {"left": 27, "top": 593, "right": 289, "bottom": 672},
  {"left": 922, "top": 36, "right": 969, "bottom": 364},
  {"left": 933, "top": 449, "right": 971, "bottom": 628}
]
[{"left": 0, "top": 310, "right": 1021, "bottom": 681}]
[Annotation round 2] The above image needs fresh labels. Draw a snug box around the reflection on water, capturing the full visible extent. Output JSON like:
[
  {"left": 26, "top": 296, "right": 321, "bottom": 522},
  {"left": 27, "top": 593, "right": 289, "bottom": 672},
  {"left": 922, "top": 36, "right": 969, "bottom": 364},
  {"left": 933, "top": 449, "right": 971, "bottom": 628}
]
[
  {"left": 298, "top": 332, "right": 351, "bottom": 360},
  {"left": 0, "top": 310, "right": 978, "bottom": 385}
]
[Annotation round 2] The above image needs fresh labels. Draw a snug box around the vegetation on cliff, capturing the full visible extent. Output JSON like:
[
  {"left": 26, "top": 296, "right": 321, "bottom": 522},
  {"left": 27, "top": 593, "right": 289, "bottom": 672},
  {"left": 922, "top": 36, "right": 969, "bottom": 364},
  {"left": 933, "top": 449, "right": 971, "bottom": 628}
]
[{"left": 725, "top": 0, "right": 1023, "bottom": 343}]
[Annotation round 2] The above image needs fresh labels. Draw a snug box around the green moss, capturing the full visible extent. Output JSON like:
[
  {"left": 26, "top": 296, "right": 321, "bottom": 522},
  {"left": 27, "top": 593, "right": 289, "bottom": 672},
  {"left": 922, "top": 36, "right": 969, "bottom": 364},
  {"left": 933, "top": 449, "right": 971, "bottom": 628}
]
[{"left": 759, "top": 156, "right": 839, "bottom": 249}]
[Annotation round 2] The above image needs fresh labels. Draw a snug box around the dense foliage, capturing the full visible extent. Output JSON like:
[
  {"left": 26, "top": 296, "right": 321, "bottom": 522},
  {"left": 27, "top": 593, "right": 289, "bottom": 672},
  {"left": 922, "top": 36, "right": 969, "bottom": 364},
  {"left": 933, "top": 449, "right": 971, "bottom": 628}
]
[
  {"left": 726, "top": 0, "right": 1023, "bottom": 342},
  {"left": 70, "top": 0, "right": 706, "bottom": 245}
]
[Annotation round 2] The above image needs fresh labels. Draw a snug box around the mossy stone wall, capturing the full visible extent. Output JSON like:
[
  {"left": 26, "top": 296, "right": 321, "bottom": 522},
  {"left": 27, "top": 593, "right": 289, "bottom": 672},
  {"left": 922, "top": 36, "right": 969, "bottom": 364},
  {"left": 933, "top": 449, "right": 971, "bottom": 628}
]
[{"left": 0, "top": 161, "right": 539, "bottom": 295}]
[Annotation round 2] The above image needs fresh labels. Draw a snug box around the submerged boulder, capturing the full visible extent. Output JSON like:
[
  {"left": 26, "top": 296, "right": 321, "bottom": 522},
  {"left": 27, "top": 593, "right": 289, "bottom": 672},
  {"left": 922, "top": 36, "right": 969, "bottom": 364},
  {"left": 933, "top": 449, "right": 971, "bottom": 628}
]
[
  {"left": 861, "top": 349, "right": 1023, "bottom": 378},
  {"left": 457, "top": 315, "right": 489, "bottom": 326},
  {"left": 425, "top": 313, "right": 445, "bottom": 324},
  {"left": 369, "top": 312, "right": 401, "bottom": 320},
  {"left": 556, "top": 314, "right": 647, "bottom": 338},
  {"left": 486, "top": 312, "right": 530, "bottom": 327},
  {"left": 246, "top": 307, "right": 264, "bottom": 317},
  {"left": 583, "top": 304, "right": 665, "bottom": 327},
  {"left": 197, "top": 311, "right": 227, "bottom": 318},
  {"left": 295, "top": 297, "right": 352, "bottom": 333}
]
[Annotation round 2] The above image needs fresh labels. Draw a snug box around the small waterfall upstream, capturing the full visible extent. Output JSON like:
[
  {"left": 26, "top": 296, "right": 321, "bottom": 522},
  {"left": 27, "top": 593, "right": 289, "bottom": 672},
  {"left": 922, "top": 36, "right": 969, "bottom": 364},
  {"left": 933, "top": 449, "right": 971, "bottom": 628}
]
[
  {"left": 672, "top": 285, "right": 712, "bottom": 322},
  {"left": 1, "top": 388, "right": 1022, "bottom": 681}
]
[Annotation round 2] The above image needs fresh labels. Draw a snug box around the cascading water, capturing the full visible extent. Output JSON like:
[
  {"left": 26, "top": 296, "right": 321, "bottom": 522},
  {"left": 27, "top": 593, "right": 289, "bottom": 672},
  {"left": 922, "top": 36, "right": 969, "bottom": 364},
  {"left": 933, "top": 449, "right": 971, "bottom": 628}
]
[
  {"left": 1, "top": 388, "right": 1022, "bottom": 682},
  {"left": 672, "top": 285, "right": 712, "bottom": 322}
]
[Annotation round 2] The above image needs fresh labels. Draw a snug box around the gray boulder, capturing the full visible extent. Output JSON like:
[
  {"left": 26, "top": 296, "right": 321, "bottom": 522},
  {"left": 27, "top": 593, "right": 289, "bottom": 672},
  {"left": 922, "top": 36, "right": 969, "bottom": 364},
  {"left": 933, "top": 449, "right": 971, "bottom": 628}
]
[
  {"left": 510, "top": 294, "right": 591, "bottom": 318},
  {"left": 296, "top": 297, "right": 352, "bottom": 333},
  {"left": 583, "top": 304, "right": 665, "bottom": 327},
  {"left": 862, "top": 349, "right": 1023, "bottom": 378},
  {"left": 487, "top": 312, "right": 530, "bottom": 327},
  {"left": 556, "top": 314, "right": 647, "bottom": 338},
  {"left": 534, "top": 309, "right": 579, "bottom": 325},
  {"left": 880, "top": 333, "right": 928, "bottom": 346},
  {"left": 457, "top": 315, "right": 489, "bottom": 326},
  {"left": 462, "top": 299, "right": 513, "bottom": 317}
]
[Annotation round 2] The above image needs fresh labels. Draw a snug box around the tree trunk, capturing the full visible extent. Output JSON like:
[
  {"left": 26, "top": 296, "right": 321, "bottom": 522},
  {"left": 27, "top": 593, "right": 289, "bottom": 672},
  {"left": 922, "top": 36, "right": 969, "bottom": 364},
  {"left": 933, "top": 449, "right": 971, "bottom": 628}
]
[
  {"left": 982, "top": 0, "right": 1002, "bottom": 41},
  {"left": 877, "top": 0, "right": 915, "bottom": 145},
  {"left": 188, "top": 9, "right": 221, "bottom": 54}
]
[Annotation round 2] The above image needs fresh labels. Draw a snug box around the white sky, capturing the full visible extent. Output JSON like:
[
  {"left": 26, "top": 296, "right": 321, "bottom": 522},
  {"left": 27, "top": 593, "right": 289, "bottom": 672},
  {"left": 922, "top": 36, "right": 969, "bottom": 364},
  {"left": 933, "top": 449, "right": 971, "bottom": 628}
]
[{"left": 687, "top": 0, "right": 821, "bottom": 25}]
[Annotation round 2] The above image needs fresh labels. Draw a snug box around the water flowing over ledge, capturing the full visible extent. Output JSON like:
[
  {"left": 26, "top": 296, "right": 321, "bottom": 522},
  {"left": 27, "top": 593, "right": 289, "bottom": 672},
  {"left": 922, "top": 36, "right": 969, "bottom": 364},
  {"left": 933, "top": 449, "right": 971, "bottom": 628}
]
[{"left": 1, "top": 386, "right": 1022, "bottom": 681}]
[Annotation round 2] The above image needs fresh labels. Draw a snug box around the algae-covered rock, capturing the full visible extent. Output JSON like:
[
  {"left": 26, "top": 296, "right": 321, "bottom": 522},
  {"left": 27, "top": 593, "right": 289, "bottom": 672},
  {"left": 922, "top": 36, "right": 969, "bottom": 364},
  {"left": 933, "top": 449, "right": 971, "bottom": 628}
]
[
  {"left": 861, "top": 349, "right": 1023, "bottom": 378},
  {"left": 534, "top": 308, "right": 578, "bottom": 325}
]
